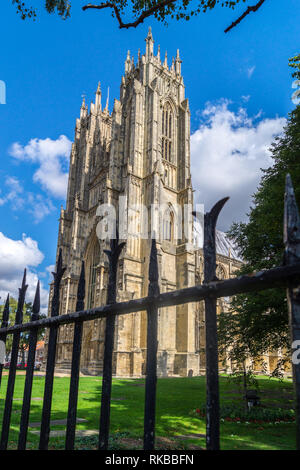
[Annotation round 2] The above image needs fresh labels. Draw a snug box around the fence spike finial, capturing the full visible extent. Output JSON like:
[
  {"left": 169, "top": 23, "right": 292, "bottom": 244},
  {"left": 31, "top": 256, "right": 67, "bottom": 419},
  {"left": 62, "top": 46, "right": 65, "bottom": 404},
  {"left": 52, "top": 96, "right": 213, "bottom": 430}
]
[
  {"left": 50, "top": 248, "right": 65, "bottom": 319},
  {"left": 204, "top": 197, "right": 229, "bottom": 283},
  {"left": 15, "top": 269, "right": 28, "bottom": 324},
  {"left": 149, "top": 239, "right": 159, "bottom": 297},
  {"left": 1, "top": 294, "right": 10, "bottom": 327},
  {"left": 32, "top": 281, "right": 40, "bottom": 321},
  {"left": 18, "top": 268, "right": 28, "bottom": 302},
  {"left": 206, "top": 197, "right": 230, "bottom": 233},
  {"left": 103, "top": 229, "right": 126, "bottom": 305},
  {"left": 52, "top": 248, "right": 66, "bottom": 287},
  {"left": 21, "top": 268, "right": 27, "bottom": 289},
  {"left": 76, "top": 261, "right": 85, "bottom": 311}
]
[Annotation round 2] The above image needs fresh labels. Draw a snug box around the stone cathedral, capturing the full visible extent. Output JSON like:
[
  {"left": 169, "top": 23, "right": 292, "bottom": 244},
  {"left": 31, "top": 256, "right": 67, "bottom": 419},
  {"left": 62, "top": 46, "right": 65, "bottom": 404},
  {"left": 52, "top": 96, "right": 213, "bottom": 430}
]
[{"left": 51, "top": 29, "right": 242, "bottom": 377}]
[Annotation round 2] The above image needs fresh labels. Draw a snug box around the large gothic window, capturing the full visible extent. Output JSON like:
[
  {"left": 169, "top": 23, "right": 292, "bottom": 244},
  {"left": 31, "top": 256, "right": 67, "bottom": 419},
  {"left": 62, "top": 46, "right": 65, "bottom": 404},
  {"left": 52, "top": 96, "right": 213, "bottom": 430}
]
[
  {"left": 125, "top": 100, "right": 132, "bottom": 163},
  {"left": 87, "top": 241, "right": 100, "bottom": 309},
  {"left": 162, "top": 103, "right": 173, "bottom": 162}
]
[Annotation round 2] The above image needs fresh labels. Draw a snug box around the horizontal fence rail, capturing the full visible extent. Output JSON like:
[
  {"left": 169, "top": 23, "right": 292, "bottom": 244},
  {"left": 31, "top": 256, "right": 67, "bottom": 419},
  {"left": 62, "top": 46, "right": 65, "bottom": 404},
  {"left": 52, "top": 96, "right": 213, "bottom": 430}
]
[
  {"left": 0, "top": 262, "right": 300, "bottom": 337},
  {"left": 0, "top": 173, "right": 299, "bottom": 451}
]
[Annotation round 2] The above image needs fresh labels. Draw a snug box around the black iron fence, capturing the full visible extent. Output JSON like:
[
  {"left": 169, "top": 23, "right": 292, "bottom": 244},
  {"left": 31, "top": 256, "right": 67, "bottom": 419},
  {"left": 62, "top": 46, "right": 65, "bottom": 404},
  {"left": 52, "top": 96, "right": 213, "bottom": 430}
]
[{"left": 0, "top": 174, "right": 300, "bottom": 451}]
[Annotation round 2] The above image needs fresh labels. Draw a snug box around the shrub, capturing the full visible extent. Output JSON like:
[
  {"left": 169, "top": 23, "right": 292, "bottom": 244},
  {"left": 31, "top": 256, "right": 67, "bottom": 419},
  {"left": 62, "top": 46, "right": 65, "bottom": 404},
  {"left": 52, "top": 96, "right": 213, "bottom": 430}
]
[{"left": 191, "top": 404, "right": 295, "bottom": 423}]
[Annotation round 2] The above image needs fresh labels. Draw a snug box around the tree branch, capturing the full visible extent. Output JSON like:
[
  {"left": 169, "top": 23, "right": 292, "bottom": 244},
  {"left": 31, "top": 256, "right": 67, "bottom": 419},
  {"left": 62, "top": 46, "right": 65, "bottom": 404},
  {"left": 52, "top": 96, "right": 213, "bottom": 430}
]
[
  {"left": 82, "top": 0, "right": 267, "bottom": 32},
  {"left": 224, "top": 0, "right": 266, "bottom": 33},
  {"left": 82, "top": 0, "right": 178, "bottom": 29}
]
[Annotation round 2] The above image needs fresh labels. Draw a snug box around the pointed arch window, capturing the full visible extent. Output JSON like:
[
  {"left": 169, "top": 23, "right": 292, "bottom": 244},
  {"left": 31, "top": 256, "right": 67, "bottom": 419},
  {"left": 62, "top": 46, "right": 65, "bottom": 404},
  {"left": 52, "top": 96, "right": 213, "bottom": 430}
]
[
  {"left": 163, "top": 208, "right": 174, "bottom": 242},
  {"left": 87, "top": 241, "right": 100, "bottom": 309},
  {"left": 162, "top": 103, "right": 173, "bottom": 162}
]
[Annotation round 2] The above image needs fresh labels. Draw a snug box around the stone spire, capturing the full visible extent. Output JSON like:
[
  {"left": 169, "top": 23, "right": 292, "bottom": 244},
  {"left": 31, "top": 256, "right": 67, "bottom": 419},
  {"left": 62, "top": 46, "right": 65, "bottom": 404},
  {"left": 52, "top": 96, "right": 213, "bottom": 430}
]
[
  {"left": 145, "top": 26, "right": 154, "bottom": 58},
  {"left": 163, "top": 51, "right": 168, "bottom": 68},
  {"left": 157, "top": 44, "right": 160, "bottom": 61},
  {"left": 171, "top": 57, "right": 175, "bottom": 72},
  {"left": 80, "top": 95, "right": 87, "bottom": 119},
  {"left": 105, "top": 87, "right": 110, "bottom": 112},
  {"left": 175, "top": 49, "right": 182, "bottom": 75},
  {"left": 95, "top": 81, "right": 101, "bottom": 111},
  {"left": 125, "top": 50, "right": 131, "bottom": 74}
]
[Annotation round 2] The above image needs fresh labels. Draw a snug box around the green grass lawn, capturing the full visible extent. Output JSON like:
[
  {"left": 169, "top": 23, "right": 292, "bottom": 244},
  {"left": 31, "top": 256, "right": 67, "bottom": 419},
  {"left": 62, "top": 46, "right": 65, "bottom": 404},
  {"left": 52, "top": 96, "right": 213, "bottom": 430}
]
[{"left": 0, "top": 373, "right": 296, "bottom": 450}]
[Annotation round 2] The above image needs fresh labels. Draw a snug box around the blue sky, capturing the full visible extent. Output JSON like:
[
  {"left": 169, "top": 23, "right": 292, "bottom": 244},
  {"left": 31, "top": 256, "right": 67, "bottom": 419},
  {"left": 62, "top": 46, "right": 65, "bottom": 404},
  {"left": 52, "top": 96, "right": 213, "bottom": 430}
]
[{"left": 0, "top": 0, "right": 299, "bottom": 308}]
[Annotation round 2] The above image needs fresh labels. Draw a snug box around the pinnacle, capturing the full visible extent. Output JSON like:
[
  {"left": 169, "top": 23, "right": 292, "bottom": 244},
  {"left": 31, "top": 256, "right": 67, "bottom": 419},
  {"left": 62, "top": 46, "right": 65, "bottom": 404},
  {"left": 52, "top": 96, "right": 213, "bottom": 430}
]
[
  {"left": 164, "top": 51, "right": 168, "bottom": 67},
  {"left": 146, "top": 26, "right": 153, "bottom": 41}
]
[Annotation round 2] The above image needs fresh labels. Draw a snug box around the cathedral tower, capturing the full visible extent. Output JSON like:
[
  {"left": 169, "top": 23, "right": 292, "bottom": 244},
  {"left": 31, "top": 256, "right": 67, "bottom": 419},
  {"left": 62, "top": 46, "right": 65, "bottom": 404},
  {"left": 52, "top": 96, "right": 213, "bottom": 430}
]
[{"left": 53, "top": 29, "right": 199, "bottom": 377}]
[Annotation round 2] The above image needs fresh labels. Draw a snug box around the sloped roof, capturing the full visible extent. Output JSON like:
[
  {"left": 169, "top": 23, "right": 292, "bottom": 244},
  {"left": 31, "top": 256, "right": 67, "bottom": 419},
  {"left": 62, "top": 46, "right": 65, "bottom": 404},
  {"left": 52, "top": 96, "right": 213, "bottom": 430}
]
[
  {"left": 193, "top": 221, "right": 242, "bottom": 261},
  {"left": 215, "top": 230, "right": 242, "bottom": 261}
]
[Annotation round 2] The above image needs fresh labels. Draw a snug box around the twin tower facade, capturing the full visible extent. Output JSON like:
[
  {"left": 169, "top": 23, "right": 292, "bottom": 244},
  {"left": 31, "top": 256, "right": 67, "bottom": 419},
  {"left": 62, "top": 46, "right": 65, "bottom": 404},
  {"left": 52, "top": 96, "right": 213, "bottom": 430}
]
[{"left": 52, "top": 29, "right": 240, "bottom": 377}]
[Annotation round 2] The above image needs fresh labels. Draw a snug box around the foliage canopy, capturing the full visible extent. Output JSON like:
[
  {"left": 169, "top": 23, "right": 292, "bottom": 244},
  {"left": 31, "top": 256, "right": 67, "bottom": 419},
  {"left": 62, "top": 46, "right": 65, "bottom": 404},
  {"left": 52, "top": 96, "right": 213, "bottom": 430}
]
[
  {"left": 11, "top": 0, "right": 266, "bottom": 32},
  {"left": 218, "top": 58, "right": 300, "bottom": 376}
]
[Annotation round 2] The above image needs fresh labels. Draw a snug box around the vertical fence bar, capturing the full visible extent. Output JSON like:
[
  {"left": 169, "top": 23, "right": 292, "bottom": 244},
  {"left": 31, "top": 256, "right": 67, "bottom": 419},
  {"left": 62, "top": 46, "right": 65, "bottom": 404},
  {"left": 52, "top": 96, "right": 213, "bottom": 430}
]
[
  {"left": 0, "top": 295, "right": 10, "bottom": 390},
  {"left": 98, "top": 234, "right": 125, "bottom": 450},
  {"left": 65, "top": 261, "right": 85, "bottom": 450},
  {"left": 0, "top": 271, "right": 28, "bottom": 450},
  {"left": 203, "top": 197, "right": 229, "bottom": 451},
  {"left": 284, "top": 174, "right": 300, "bottom": 450},
  {"left": 143, "top": 239, "right": 160, "bottom": 450},
  {"left": 39, "top": 249, "right": 65, "bottom": 450},
  {"left": 18, "top": 281, "right": 40, "bottom": 450}
]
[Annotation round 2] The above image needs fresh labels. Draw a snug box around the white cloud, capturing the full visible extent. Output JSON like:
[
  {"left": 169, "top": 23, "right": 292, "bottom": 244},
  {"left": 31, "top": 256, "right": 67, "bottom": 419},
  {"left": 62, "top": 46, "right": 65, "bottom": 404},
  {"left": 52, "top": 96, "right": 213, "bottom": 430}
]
[
  {"left": 0, "top": 176, "right": 25, "bottom": 210},
  {"left": 10, "top": 135, "right": 72, "bottom": 199},
  {"left": 27, "top": 193, "right": 55, "bottom": 224},
  {"left": 241, "top": 95, "right": 251, "bottom": 103},
  {"left": 0, "top": 232, "right": 49, "bottom": 313},
  {"left": 191, "top": 99, "right": 286, "bottom": 230},
  {"left": 0, "top": 176, "right": 55, "bottom": 223},
  {"left": 46, "top": 264, "right": 55, "bottom": 278},
  {"left": 247, "top": 66, "right": 256, "bottom": 78}
]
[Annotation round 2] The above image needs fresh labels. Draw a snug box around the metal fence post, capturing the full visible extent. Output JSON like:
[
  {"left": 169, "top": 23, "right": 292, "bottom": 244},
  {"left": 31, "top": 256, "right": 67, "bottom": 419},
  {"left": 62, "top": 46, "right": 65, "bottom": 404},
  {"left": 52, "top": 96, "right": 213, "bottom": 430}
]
[
  {"left": 144, "top": 238, "right": 160, "bottom": 450},
  {"left": 18, "top": 281, "right": 40, "bottom": 450},
  {"left": 0, "top": 295, "right": 10, "bottom": 390},
  {"left": 284, "top": 174, "right": 300, "bottom": 450},
  {"left": 203, "top": 197, "right": 229, "bottom": 450},
  {"left": 99, "top": 233, "right": 125, "bottom": 450},
  {"left": 0, "top": 270, "right": 28, "bottom": 450},
  {"left": 65, "top": 261, "right": 85, "bottom": 450},
  {"left": 39, "top": 249, "right": 65, "bottom": 450}
]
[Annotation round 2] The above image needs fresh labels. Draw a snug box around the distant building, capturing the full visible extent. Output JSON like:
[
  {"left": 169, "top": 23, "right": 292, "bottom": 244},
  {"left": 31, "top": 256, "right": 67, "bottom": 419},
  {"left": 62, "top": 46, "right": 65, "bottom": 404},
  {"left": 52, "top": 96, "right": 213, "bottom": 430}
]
[
  {"left": 35, "top": 341, "right": 45, "bottom": 363},
  {"left": 23, "top": 340, "right": 44, "bottom": 364}
]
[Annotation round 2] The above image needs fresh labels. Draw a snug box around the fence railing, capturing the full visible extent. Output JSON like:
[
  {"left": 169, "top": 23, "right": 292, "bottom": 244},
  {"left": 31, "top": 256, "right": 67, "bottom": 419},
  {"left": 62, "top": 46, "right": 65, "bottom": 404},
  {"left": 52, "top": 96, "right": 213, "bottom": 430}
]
[{"left": 0, "top": 174, "right": 300, "bottom": 450}]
